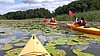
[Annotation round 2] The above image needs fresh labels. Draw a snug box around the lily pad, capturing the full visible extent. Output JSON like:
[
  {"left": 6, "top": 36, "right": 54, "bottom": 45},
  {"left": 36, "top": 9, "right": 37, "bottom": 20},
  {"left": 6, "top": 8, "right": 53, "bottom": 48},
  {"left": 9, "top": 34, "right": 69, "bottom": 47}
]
[
  {"left": 56, "top": 49, "right": 66, "bottom": 56},
  {"left": 66, "top": 40, "right": 79, "bottom": 45},
  {"left": 21, "top": 36, "right": 28, "bottom": 39},
  {"left": 83, "top": 34, "right": 100, "bottom": 40},
  {"left": 11, "top": 39, "right": 21, "bottom": 43},
  {"left": 14, "top": 43, "right": 26, "bottom": 46},
  {"left": 78, "top": 41, "right": 89, "bottom": 45},
  {"left": 45, "top": 45, "right": 66, "bottom": 56},
  {"left": 53, "top": 36, "right": 60, "bottom": 38},
  {"left": 73, "top": 49, "right": 94, "bottom": 56},
  {"left": 1, "top": 44, "right": 13, "bottom": 50},
  {"left": 22, "top": 39, "right": 28, "bottom": 43},
  {"left": 5, "top": 48, "right": 22, "bottom": 56},
  {"left": 44, "top": 43, "right": 56, "bottom": 55},
  {"left": 45, "top": 29, "right": 51, "bottom": 33},
  {"left": 54, "top": 39, "right": 66, "bottom": 45},
  {"left": 48, "top": 37, "right": 67, "bottom": 45},
  {"left": 66, "top": 37, "right": 79, "bottom": 45},
  {"left": 46, "top": 43, "right": 56, "bottom": 47},
  {"left": 44, "top": 33, "right": 51, "bottom": 36}
]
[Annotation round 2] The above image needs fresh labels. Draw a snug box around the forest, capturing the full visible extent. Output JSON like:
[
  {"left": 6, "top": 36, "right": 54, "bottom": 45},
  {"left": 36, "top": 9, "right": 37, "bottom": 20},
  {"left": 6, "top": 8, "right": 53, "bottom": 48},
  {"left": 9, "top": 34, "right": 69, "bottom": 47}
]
[{"left": 0, "top": 0, "right": 100, "bottom": 21}]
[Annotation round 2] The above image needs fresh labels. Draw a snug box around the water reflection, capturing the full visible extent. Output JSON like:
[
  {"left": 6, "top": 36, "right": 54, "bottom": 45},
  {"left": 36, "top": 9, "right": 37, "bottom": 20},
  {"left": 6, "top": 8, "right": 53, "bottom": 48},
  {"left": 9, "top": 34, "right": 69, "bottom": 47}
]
[
  {"left": 56, "top": 45, "right": 77, "bottom": 56},
  {"left": 0, "top": 28, "right": 31, "bottom": 44},
  {"left": 83, "top": 43, "right": 100, "bottom": 56},
  {"left": 0, "top": 23, "right": 100, "bottom": 56},
  {"left": 71, "top": 45, "right": 89, "bottom": 51}
]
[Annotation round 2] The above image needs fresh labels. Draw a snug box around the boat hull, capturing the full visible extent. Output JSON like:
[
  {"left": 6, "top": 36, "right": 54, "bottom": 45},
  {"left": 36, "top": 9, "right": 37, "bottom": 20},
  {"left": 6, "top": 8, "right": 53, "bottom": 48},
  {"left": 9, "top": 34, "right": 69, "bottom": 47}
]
[
  {"left": 46, "top": 22, "right": 58, "bottom": 26},
  {"left": 67, "top": 24, "right": 100, "bottom": 35},
  {"left": 19, "top": 34, "right": 50, "bottom": 56}
]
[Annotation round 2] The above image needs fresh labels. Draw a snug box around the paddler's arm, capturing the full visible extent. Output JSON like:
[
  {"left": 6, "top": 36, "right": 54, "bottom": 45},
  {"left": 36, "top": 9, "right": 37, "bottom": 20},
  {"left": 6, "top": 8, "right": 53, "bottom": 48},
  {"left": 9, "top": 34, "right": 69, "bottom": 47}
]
[{"left": 76, "top": 18, "right": 78, "bottom": 22}]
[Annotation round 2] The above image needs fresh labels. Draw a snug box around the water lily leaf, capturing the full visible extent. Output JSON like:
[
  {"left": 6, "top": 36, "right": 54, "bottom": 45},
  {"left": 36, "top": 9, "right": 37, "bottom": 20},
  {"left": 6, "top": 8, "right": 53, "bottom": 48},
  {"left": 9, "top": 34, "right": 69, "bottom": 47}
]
[
  {"left": 21, "top": 36, "right": 28, "bottom": 39},
  {"left": 79, "top": 41, "right": 89, "bottom": 45},
  {"left": 54, "top": 40, "right": 66, "bottom": 45},
  {"left": 66, "top": 40, "right": 79, "bottom": 45},
  {"left": 73, "top": 49, "right": 94, "bottom": 56},
  {"left": 45, "top": 29, "right": 51, "bottom": 33},
  {"left": 14, "top": 43, "right": 26, "bottom": 46},
  {"left": 11, "top": 39, "right": 21, "bottom": 43},
  {"left": 44, "top": 33, "right": 51, "bottom": 36},
  {"left": 1, "top": 44, "right": 13, "bottom": 50},
  {"left": 56, "top": 49, "right": 66, "bottom": 56},
  {"left": 5, "top": 48, "right": 22, "bottom": 56}
]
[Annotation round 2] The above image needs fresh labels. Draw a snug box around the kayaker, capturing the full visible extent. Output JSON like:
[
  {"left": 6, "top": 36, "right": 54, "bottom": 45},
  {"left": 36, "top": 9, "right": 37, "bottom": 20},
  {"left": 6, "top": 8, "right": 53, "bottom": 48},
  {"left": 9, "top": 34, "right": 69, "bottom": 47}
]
[
  {"left": 74, "top": 17, "right": 86, "bottom": 27},
  {"left": 50, "top": 17, "right": 56, "bottom": 23}
]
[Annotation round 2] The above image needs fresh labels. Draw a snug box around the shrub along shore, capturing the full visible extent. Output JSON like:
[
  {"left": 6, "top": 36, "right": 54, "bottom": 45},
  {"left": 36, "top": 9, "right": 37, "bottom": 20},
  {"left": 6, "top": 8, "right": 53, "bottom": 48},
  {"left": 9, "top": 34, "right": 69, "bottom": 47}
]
[{"left": 55, "top": 11, "right": 100, "bottom": 22}]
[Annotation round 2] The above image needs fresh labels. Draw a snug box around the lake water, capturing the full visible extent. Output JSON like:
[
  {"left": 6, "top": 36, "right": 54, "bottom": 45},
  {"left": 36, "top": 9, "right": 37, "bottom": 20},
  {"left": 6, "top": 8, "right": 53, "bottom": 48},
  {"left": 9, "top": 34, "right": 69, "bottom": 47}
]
[{"left": 0, "top": 21, "right": 100, "bottom": 56}]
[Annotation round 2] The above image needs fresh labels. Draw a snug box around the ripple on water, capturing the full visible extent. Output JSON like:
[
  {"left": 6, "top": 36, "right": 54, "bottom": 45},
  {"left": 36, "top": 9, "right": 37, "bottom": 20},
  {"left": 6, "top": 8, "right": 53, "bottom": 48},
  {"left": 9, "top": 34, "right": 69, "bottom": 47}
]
[
  {"left": 0, "top": 39, "right": 12, "bottom": 44},
  {"left": 0, "top": 35, "right": 17, "bottom": 44},
  {"left": 83, "top": 43, "right": 100, "bottom": 56},
  {"left": 71, "top": 45, "right": 89, "bottom": 51},
  {"left": 0, "top": 45, "right": 3, "bottom": 50}
]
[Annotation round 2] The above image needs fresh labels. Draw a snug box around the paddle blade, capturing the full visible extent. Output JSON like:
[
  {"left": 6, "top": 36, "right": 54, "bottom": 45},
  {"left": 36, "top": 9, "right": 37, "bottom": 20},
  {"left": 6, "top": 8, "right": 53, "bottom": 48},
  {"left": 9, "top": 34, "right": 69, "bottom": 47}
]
[{"left": 69, "top": 10, "right": 74, "bottom": 17}]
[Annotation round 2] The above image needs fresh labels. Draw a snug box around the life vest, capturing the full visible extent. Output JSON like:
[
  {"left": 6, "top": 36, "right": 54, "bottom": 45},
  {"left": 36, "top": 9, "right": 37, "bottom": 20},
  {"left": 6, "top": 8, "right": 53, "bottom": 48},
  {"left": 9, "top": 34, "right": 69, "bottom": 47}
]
[
  {"left": 50, "top": 18, "right": 55, "bottom": 23},
  {"left": 51, "top": 19, "right": 55, "bottom": 23},
  {"left": 80, "top": 20, "right": 86, "bottom": 26}
]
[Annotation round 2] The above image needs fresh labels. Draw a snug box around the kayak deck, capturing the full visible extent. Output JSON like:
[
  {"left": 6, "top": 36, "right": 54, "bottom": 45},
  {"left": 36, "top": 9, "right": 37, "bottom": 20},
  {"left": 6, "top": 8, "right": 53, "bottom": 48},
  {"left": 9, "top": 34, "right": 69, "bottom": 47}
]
[
  {"left": 19, "top": 34, "right": 50, "bottom": 56},
  {"left": 46, "top": 22, "right": 58, "bottom": 26},
  {"left": 67, "top": 24, "right": 100, "bottom": 35}
]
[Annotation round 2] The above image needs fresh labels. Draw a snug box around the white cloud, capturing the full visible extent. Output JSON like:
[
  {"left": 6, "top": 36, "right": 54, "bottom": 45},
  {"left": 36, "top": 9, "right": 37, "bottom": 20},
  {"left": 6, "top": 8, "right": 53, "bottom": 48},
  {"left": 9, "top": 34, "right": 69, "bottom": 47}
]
[
  {"left": 0, "top": 0, "right": 75, "bottom": 14},
  {"left": 1, "top": 3, "right": 42, "bottom": 11},
  {"left": 21, "top": 0, "right": 56, "bottom": 3},
  {"left": 0, "top": 0, "right": 15, "bottom": 3}
]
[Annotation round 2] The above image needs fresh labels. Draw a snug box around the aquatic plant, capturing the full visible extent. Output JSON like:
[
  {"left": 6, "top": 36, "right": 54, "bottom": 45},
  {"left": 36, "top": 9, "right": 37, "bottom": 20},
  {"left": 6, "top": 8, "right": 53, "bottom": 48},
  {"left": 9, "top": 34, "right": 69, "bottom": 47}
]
[
  {"left": 44, "top": 43, "right": 66, "bottom": 56},
  {"left": 56, "top": 49, "right": 66, "bottom": 56},
  {"left": 45, "top": 29, "right": 51, "bottom": 33},
  {"left": 73, "top": 49, "right": 94, "bottom": 56},
  {"left": 44, "top": 33, "right": 51, "bottom": 36},
  {"left": 1, "top": 44, "right": 13, "bottom": 50},
  {"left": 11, "top": 39, "right": 21, "bottom": 43},
  {"left": 66, "top": 37, "right": 89, "bottom": 45},
  {"left": 21, "top": 36, "right": 28, "bottom": 39},
  {"left": 53, "top": 39, "right": 67, "bottom": 45},
  {"left": 5, "top": 48, "right": 22, "bottom": 56},
  {"left": 14, "top": 43, "right": 26, "bottom": 46}
]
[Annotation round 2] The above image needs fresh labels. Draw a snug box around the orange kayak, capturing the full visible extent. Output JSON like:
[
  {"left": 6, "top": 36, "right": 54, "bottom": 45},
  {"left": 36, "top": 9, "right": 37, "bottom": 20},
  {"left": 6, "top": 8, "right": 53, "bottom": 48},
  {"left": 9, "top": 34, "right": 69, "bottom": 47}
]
[{"left": 67, "top": 24, "right": 100, "bottom": 35}]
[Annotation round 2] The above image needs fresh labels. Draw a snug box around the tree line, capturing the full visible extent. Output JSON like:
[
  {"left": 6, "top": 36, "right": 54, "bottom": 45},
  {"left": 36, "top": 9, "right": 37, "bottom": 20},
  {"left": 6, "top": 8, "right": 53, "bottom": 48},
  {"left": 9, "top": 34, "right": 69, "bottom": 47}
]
[
  {"left": 0, "top": 8, "right": 53, "bottom": 20},
  {"left": 0, "top": 0, "right": 100, "bottom": 20},
  {"left": 55, "top": 0, "right": 100, "bottom": 15}
]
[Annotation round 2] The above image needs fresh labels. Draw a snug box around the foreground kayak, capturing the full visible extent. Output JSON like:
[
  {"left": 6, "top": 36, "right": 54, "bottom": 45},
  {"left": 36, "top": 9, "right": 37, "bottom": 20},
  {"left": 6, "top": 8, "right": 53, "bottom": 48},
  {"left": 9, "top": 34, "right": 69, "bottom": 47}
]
[
  {"left": 19, "top": 34, "right": 50, "bottom": 56},
  {"left": 67, "top": 24, "right": 100, "bottom": 35},
  {"left": 46, "top": 22, "right": 58, "bottom": 26}
]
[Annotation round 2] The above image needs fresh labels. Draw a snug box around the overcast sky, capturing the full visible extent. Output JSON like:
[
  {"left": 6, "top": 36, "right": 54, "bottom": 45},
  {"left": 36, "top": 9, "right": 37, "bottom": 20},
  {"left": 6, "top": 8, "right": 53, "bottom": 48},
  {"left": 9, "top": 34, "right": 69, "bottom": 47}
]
[{"left": 0, "top": 0, "right": 75, "bottom": 15}]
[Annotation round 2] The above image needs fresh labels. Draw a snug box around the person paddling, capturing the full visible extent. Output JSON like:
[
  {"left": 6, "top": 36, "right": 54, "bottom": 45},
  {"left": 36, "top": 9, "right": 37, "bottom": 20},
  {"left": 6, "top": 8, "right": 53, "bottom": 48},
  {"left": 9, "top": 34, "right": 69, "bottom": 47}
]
[
  {"left": 74, "top": 17, "right": 86, "bottom": 27},
  {"left": 50, "top": 17, "right": 56, "bottom": 23}
]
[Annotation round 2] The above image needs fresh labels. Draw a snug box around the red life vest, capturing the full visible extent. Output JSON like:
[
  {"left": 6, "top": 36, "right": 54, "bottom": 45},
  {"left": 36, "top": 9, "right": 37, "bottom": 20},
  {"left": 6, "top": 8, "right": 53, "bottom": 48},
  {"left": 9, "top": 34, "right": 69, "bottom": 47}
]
[{"left": 51, "top": 19, "right": 55, "bottom": 23}]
